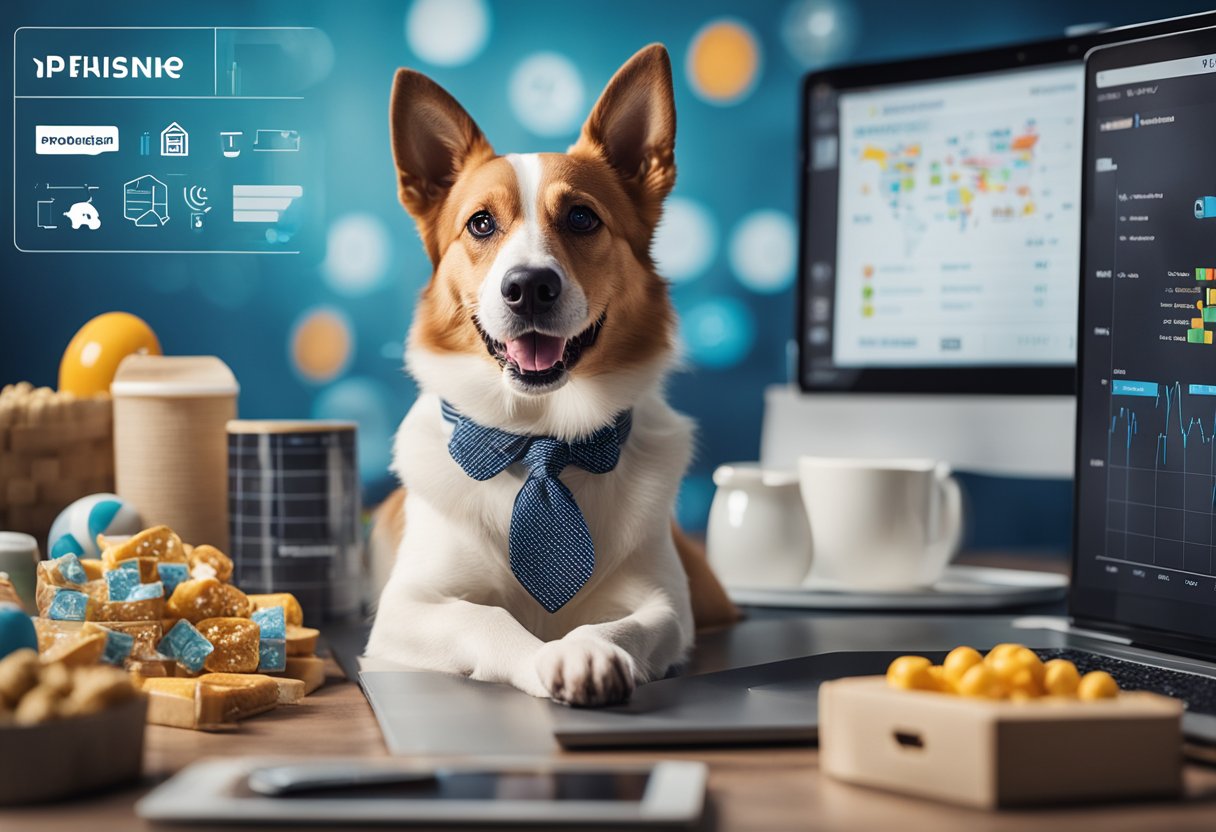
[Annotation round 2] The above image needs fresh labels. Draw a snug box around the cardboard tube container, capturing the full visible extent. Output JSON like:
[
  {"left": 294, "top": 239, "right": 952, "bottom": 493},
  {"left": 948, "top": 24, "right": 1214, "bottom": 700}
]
[{"left": 111, "top": 356, "right": 238, "bottom": 550}]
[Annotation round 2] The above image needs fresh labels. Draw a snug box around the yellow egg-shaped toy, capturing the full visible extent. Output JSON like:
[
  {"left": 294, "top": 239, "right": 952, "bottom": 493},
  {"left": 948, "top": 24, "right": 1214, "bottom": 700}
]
[{"left": 59, "top": 312, "right": 162, "bottom": 396}]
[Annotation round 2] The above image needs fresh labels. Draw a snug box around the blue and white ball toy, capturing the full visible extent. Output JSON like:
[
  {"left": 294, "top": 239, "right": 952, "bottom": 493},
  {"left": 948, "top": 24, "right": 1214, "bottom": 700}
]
[
  {"left": 0, "top": 602, "right": 37, "bottom": 660},
  {"left": 47, "top": 493, "right": 143, "bottom": 560}
]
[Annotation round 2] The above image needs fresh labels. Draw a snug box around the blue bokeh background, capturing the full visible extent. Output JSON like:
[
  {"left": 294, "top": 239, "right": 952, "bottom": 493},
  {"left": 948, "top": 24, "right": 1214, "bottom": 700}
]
[{"left": 4, "top": 0, "right": 1214, "bottom": 548}]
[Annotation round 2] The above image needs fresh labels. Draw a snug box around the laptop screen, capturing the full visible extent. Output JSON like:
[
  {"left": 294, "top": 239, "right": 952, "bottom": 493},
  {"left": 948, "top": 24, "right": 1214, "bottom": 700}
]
[{"left": 1074, "top": 28, "right": 1216, "bottom": 647}]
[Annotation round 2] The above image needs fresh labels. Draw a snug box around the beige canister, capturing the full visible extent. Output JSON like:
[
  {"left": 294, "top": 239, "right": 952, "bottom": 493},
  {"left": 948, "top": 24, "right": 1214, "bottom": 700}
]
[{"left": 110, "top": 356, "right": 238, "bottom": 549}]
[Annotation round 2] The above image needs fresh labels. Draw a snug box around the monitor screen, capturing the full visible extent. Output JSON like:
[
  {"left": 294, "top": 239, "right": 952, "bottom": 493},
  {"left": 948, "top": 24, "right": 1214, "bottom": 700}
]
[
  {"left": 800, "top": 55, "right": 1085, "bottom": 392},
  {"left": 1073, "top": 27, "right": 1216, "bottom": 648}
]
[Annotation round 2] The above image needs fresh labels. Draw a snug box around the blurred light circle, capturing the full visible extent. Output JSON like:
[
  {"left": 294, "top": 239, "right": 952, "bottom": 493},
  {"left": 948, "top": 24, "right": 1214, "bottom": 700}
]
[
  {"left": 781, "top": 0, "right": 859, "bottom": 69},
  {"left": 677, "top": 474, "right": 716, "bottom": 531},
  {"left": 652, "top": 197, "right": 717, "bottom": 283},
  {"left": 682, "top": 297, "right": 756, "bottom": 369},
  {"left": 509, "top": 52, "right": 586, "bottom": 137},
  {"left": 406, "top": 0, "right": 491, "bottom": 67},
  {"left": 312, "top": 376, "right": 396, "bottom": 480},
  {"left": 291, "top": 307, "right": 354, "bottom": 384},
  {"left": 686, "top": 19, "right": 762, "bottom": 105},
  {"left": 323, "top": 213, "right": 392, "bottom": 297},
  {"left": 280, "top": 28, "right": 336, "bottom": 87},
  {"left": 728, "top": 210, "right": 798, "bottom": 293}
]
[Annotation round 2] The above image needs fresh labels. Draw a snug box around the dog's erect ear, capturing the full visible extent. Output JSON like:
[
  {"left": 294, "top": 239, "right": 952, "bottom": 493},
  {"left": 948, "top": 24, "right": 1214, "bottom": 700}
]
[
  {"left": 390, "top": 69, "right": 493, "bottom": 257},
  {"left": 570, "top": 44, "right": 676, "bottom": 226}
]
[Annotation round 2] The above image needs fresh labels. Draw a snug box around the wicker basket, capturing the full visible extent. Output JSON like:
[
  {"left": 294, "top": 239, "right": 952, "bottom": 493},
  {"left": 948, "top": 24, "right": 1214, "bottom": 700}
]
[{"left": 0, "top": 382, "right": 114, "bottom": 549}]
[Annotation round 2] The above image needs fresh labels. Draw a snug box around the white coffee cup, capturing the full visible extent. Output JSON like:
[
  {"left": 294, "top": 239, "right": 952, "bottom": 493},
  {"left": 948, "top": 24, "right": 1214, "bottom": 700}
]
[{"left": 797, "top": 457, "right": 962, "bottom": 591}]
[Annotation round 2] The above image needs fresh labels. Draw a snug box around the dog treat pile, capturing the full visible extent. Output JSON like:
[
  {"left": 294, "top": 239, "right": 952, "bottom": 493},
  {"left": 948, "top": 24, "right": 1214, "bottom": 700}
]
[
  {"left": 31, "top": 524, "right": 325, "bottom": 730},
  {"left": 0, "top": 649, "right": 138, "bottom": 725},
  {"left": 886, "top": 644, "right": 1119, "bottom": 701}
]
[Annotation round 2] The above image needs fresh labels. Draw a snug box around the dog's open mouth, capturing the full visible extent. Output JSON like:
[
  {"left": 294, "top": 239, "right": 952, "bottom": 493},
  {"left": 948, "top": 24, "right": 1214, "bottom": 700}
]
[{"left": 475, "top": 313, "right": 605, "bottom": 388}]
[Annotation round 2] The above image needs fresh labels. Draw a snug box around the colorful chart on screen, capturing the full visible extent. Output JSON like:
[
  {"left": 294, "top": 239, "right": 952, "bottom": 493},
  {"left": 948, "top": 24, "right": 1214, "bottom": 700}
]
[{"left": 832, "top": 64, "right": 1083, "bottom": 367}]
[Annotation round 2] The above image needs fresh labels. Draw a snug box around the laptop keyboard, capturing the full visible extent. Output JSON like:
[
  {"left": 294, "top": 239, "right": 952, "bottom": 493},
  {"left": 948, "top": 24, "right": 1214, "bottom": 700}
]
[{"left": 1035, "top": 648, "right": 1216, "bottom": 715}]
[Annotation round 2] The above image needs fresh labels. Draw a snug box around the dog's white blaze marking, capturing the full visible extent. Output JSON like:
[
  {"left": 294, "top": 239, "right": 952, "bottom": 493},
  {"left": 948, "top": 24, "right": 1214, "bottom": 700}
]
[
  {"left": 477, "top": 153, "right": 586, "bottom": 342},
  {"left": 507, "top": 153, "right": 545, "bottom": 253}
]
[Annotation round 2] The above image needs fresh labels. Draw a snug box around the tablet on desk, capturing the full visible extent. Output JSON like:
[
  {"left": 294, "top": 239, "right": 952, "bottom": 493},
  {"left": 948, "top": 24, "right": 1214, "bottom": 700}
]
[{"left": 135, "top": 757, "right": 707, "bottom": 827}]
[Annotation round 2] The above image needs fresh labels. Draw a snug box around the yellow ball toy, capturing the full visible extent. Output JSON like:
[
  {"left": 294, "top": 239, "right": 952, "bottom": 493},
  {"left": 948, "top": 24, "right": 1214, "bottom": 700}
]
[{"left": 59, "top": 313, "right": 162, "bottom": 396}]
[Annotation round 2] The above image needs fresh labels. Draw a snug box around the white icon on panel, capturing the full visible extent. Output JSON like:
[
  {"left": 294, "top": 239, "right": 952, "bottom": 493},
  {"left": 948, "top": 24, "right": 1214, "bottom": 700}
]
[
  {"left": 253, "top": 129, "right": 300, "bottom": 152},
  {"left": 124, "top": 174, "right": 170, "bottom": 227},
  {"left": 160, "top": 122, "right": 189, "bottom": 157},
  {"left": 64, "top": 198, "right": 101, "bottom": 230},
  {"left": 36, "top": 199, "right": 58, "bottom": 229},
  {"left": 184, "top": 185, "right": 212, "bottom": 231},
  {"left": 220, "top": 131, "right": 242, "bottom": 158},
  {"left": 232, "top": 185, "right": 303, "bottom": 223},
  {"left": 35, "top": 183, "right": 99, "bottom": 230}
]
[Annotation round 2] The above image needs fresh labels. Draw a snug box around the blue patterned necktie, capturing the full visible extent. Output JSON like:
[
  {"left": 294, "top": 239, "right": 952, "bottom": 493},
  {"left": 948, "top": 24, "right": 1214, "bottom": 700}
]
[{"left": 440, "top": 400, "right": 631, "bottom": 613}]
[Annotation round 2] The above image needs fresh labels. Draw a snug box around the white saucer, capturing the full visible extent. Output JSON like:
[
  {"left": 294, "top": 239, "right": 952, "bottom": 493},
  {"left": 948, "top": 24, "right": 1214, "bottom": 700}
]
[{"left": 726, "top": 565, "right": 1067, "bottom": 611}]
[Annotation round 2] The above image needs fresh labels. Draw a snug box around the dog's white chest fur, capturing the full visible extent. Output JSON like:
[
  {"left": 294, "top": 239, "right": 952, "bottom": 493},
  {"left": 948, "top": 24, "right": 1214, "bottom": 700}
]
[{"left": 376, "top": 388, "right": 694, "bottom": 645}]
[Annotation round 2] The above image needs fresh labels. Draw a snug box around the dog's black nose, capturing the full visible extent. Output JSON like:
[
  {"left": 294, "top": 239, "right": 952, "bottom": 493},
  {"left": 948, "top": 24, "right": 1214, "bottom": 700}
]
[{"left": 501, "top": 267, "right": 562, "bottom": 316}]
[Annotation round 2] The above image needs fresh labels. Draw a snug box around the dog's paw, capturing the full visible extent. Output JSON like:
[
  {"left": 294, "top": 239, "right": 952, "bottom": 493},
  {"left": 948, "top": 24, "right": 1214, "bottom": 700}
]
[{"left": 534, "top": 638, "right": 636, "bottom": 707}]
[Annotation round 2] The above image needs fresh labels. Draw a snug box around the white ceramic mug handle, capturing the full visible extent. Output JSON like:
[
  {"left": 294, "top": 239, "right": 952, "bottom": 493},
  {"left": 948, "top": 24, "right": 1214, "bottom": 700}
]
[{"left": 934, "top": 464, "right": 963, "bottom": 561}]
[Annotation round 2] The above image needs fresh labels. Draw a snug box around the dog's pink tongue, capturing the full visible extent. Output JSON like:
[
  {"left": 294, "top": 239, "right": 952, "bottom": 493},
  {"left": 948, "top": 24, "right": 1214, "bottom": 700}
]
[{"left": 505, "top": 334, "right": 566, "bottom": 372}]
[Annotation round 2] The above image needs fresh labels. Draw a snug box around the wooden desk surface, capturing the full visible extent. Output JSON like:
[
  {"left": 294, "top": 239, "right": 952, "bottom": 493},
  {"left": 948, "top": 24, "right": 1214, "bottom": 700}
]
[
  {"left": 7, "top": 657, "right": 1216, "bottom": 831},
  {"left": 9, "top": 555, "right": 1216, "bottom": 830}
]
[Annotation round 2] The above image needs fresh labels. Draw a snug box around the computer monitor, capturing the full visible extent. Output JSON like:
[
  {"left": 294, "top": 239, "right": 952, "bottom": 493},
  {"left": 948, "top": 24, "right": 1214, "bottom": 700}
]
[
  {"left": 762, "top": 15, "right": 1216, "bottom": 479},
  {"left": 800, "top": 38, "right": 1087, "bottom": 395},
  {"left": 1073, "top": 25, "right": 1216, "bottom": 647}
]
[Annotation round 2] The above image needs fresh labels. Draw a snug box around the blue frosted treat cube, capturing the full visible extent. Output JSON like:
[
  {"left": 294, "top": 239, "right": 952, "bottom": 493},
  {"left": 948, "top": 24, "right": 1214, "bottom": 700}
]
[
  {"left": 48, "top": 589, "right": 89, "bottom": 621},
  {"left": 52, "top": 553, "right": 87, "bottom": 586},
  {"left": 259, "top": 638, "right": 287, "bottom": 672},
  {"left": 158, "top": 619, "right": 214, "bottom": 673},
  {"left": 99, "top": 628, "right": 135, "bottom": 665},
  {"left": 126, "top": 581, "right": 164, "bottom": 602},
  {"left": 251, "top": 605, "right": 286, "bottom": 640},
  {"left": 106, "top": 568, "right": 140, "bottom": 602},
  {"left": 157, "top": 563, "right": 189, "bottom": 597}
]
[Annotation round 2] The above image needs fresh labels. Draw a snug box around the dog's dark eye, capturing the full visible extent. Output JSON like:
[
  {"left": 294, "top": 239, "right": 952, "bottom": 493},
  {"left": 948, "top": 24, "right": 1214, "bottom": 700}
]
[
  {"left": 567, "top": 205, "right": 600, "bottom": 233},
  {"left": 467, "top": 211, "right": 496, "bottom": 238}
]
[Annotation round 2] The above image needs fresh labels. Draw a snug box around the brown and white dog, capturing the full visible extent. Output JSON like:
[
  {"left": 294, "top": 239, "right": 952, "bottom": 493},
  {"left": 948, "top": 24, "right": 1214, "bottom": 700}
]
[{"left": 365, "top": 44, "right": 735, "bottom": 707}]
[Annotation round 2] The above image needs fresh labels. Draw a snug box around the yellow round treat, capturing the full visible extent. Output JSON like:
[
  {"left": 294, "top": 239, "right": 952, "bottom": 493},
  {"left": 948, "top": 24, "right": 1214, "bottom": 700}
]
[
  {"left": 957, "top": 663, "right": 1008, "bottom": 699},
  {"left": 926, "top": 665, "right": 953, "bottom": 693},
  {"left": 59, "top": 312, "right": 162, "bottom": 396},
  {"left": 1077, "top": 670, "right": 1118, "bottom": 700},
  {"left": 943, "top": 646, "right": 983, "bottom": 686},
  {"left": 1007, "top": 667, "right": 1044, "bottom": 698},
  {"left": 989, "top": 646, "right": 1045, "bottom": 688},
  {"left": 984, "top": 643, "right": 1024, "bottom": 664},
  {"left": 1043, "top": 659, "right": 1081, "bottom": 696},
  {"left": 886, "top": 655, "right": 934, "bottom": 690}
]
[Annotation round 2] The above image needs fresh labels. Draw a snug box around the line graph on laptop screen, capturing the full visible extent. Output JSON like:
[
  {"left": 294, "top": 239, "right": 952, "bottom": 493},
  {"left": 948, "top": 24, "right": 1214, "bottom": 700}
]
[
  {"left": 1076, "top": 44, "right": 1216, "bottom": 622},
  {"left": 833, "top": 64, "right": 1083, "bottom": 367}
]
